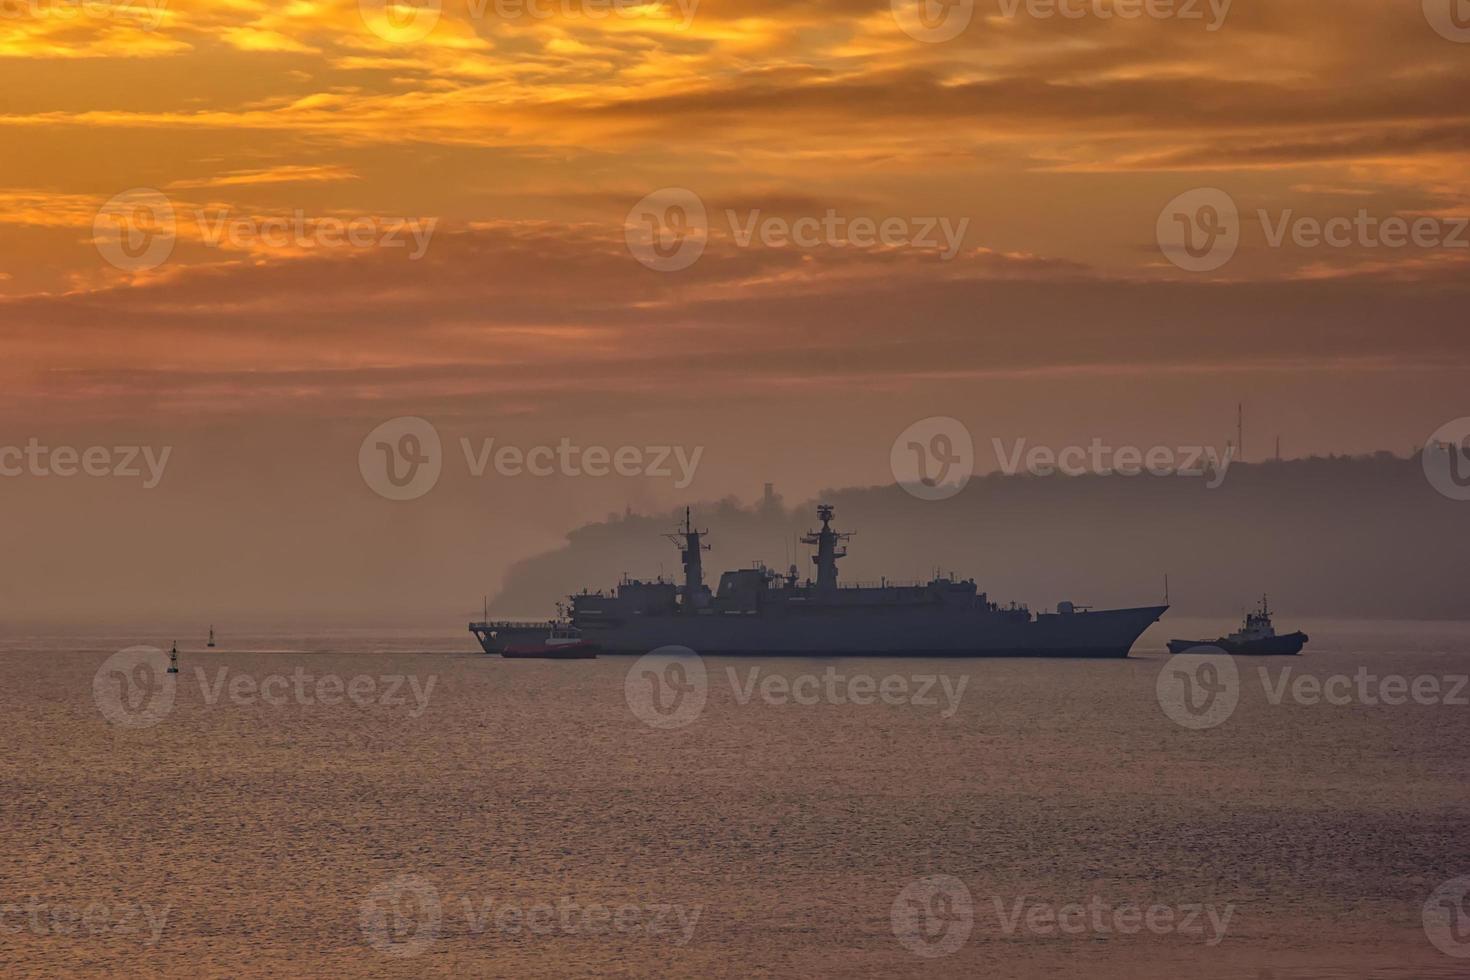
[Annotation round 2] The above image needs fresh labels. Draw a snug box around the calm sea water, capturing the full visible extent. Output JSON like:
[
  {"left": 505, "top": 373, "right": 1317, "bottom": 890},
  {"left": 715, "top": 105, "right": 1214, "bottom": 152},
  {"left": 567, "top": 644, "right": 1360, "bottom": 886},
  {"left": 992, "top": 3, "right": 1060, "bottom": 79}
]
[{"left": 2, "top": 619, "right": 1468, "bottom": 977}]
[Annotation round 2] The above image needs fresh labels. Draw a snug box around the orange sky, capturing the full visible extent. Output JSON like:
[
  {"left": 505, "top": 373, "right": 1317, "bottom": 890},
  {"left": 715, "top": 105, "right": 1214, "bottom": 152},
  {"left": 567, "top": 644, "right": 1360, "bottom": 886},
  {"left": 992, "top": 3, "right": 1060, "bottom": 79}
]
[{"left": 1, "top": 0, "right": 1468, "bottom": 616}]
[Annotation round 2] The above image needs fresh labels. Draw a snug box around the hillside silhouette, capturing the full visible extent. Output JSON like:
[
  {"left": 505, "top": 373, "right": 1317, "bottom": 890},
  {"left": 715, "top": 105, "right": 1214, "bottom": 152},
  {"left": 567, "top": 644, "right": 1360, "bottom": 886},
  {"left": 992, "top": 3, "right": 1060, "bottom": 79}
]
[{"left": 491, "top": 454, "right": 1469, "bottom": 621}]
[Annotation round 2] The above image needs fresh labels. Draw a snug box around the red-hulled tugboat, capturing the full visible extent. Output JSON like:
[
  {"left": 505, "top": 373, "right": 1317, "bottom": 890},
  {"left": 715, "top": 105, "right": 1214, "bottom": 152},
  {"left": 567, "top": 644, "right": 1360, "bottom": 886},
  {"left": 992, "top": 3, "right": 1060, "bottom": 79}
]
[{"left": 501, "top": 623, "right": 598, "bottom": 659}]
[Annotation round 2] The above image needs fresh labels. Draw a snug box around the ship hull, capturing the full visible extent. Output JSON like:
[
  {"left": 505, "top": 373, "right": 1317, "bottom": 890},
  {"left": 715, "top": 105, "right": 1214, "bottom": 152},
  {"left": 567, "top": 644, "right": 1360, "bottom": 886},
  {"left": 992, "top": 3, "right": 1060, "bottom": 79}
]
[
  {"left": 470, "top": 622, "right": 556, "bottom": 655},
  {"left": 569, "top": 605, "right": 1168, "bottom": 658},
  {"left": 1167, "top": 631, "right": 1308, "bottom": 656}
]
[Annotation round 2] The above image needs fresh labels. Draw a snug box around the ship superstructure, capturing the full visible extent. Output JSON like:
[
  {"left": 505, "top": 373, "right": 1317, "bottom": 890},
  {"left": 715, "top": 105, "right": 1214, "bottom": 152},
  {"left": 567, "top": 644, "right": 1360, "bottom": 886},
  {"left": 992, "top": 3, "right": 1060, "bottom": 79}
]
[{"left": 472, "top": 505, "right": 1167, "bottom": 658}]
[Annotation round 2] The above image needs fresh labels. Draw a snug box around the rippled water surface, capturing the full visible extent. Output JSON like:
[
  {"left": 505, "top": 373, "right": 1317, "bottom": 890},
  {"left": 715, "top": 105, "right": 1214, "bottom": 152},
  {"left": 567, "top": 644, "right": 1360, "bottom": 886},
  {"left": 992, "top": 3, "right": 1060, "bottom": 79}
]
[{"left": 2, "top": 619, "right": 1468, "bottom": 977}]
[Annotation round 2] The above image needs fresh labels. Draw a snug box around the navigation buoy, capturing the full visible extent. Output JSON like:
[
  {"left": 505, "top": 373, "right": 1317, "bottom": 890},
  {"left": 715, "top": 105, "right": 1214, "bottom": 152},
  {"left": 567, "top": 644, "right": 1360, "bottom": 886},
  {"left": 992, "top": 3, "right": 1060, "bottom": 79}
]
[
  {"left": 207, "top": 626, "right": 216, "bottom": 648},
  {"left": 167, "top": 641, "right": 180, "bottom": 674}
]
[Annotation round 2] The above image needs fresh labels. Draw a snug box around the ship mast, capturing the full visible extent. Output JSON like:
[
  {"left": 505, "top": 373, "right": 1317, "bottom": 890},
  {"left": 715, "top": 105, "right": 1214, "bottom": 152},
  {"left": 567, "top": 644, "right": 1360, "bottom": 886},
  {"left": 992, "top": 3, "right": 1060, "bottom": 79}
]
[
  {"left": 801, "top": 504, "right": 851, "bottom": 594},
  {"left": 664, "top": 507, "right": 711, "bottom": 608}
]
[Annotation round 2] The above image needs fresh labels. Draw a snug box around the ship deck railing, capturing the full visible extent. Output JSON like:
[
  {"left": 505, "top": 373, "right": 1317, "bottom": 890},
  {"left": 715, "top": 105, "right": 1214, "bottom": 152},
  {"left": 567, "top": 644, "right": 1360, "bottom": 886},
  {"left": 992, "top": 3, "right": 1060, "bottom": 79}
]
[
  {"left": 835, "top": 581, "right": 929, "bottom": 589},
  {"left": 468, "top": 620, "right": 560, "bottom": 630}
]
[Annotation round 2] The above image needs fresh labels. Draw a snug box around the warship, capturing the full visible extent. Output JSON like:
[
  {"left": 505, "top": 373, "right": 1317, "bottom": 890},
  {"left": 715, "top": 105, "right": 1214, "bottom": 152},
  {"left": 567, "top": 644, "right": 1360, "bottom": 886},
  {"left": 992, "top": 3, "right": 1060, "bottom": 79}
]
[
  {"left": 1168, "top": 595, "right": 1308, "bottom": 656},
  {"left": 470, "top": 505, "right": 1167, "bottom": 657}
]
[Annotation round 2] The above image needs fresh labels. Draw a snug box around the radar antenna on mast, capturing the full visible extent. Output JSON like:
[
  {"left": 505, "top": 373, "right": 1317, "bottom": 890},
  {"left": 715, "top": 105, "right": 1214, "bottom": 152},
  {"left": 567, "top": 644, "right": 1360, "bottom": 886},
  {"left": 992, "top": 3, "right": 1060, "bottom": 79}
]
[
  {"left": 801, "top": 504, "right": 853, "bottom": 593},
  {"left": 664, "top": 507, "right": 711, "bottom": 607}
]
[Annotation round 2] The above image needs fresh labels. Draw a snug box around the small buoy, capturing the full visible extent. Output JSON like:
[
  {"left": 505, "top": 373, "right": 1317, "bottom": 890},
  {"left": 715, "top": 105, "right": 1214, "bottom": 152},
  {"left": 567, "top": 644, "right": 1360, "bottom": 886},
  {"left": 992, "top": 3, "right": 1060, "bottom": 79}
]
[
  {"left": 167, "top": 641, "right": 180, "bottom": 674},
  {"left": 207, "top": 626, "right": 216, "bottom": 648}
]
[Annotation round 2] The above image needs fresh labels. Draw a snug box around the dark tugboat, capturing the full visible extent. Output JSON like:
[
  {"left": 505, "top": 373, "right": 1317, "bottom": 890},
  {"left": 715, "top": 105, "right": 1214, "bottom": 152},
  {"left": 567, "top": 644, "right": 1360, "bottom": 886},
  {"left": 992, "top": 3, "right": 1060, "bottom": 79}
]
[{"left": 1168, "top": 595, "right": 1308, "bottom": 656}]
